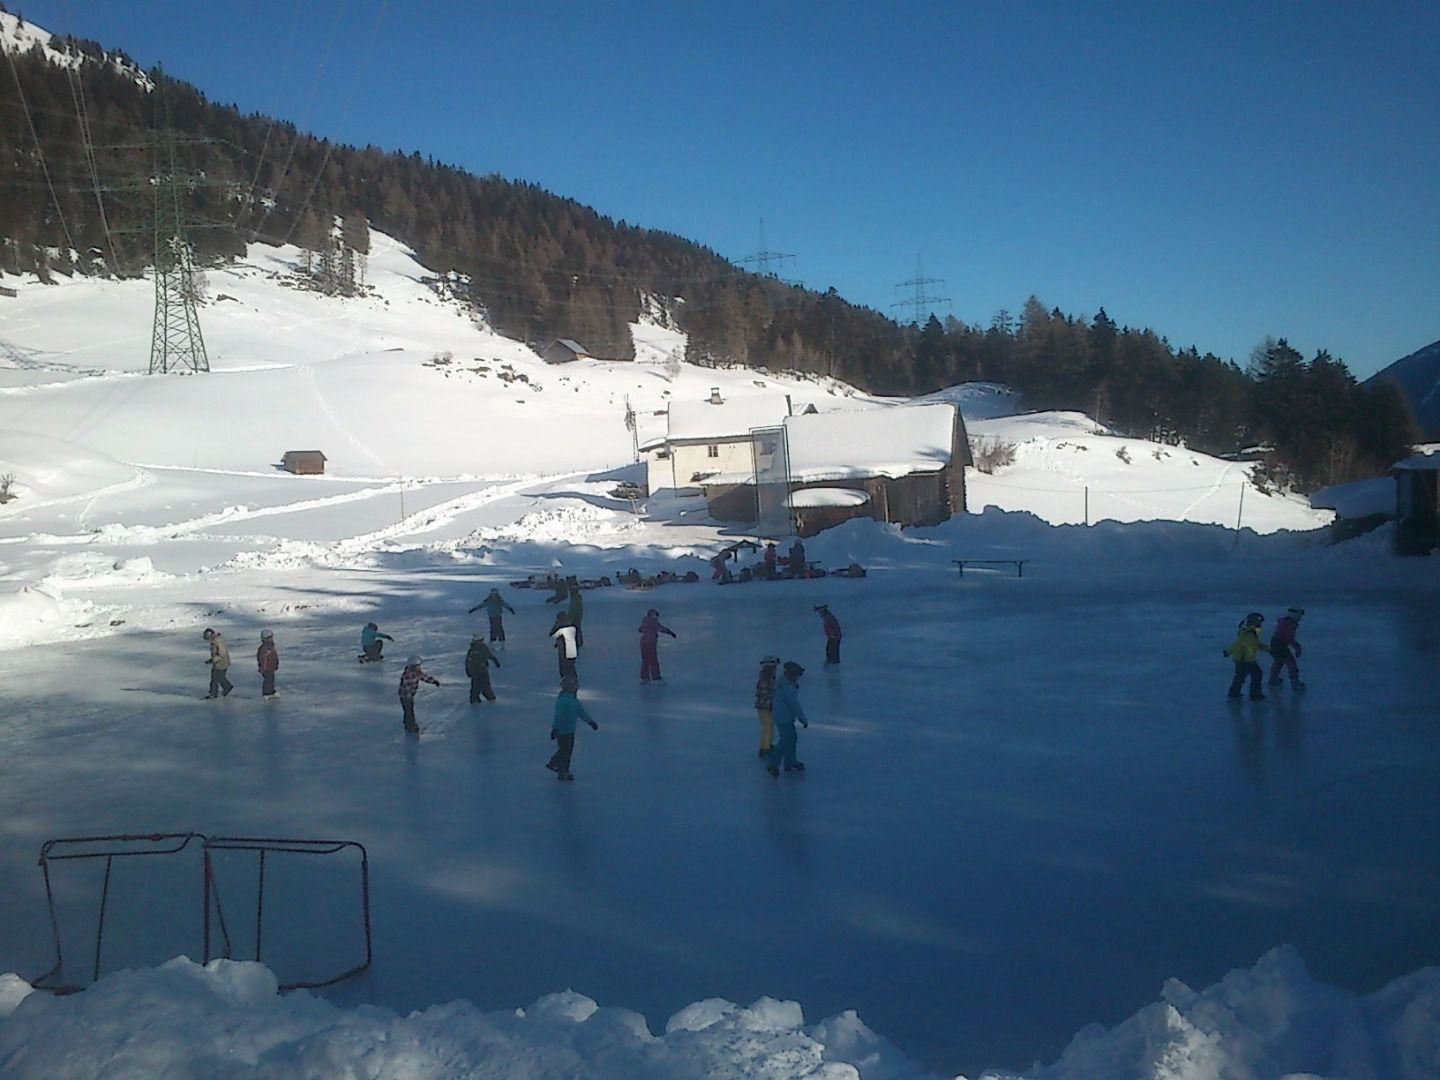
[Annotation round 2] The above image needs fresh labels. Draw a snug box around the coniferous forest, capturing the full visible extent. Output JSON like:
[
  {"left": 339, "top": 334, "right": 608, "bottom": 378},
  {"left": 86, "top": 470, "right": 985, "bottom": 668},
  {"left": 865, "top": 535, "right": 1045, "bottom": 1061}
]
[{"left": 0, "top": 15, "right": 1419, "bottom": 492}]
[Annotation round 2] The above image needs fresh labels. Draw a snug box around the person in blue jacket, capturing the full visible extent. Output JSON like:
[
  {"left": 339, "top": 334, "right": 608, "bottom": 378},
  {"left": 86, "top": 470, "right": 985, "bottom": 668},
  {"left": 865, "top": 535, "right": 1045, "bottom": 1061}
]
[
  {"left": 360, "top": 622, "right": 393, "bottom": 662},
  {"left": 766, "top": 661, "right": 810, "bottom": 776},
  {"left": 547, "top": 675, "right": 598, "bottom": 781}
]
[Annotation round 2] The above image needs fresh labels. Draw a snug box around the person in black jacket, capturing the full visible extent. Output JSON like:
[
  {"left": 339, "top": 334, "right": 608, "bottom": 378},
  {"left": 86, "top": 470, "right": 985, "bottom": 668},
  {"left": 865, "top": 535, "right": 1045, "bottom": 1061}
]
[{"left": 465, "top": 635, "right": 501, "bottom": 703}]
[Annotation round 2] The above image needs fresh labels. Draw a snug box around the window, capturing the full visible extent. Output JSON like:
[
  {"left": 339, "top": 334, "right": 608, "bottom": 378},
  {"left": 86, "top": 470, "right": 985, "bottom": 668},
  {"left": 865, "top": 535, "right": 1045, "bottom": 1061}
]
[{"left": 707, "top": 445, "right": 719, "bottom": 458}]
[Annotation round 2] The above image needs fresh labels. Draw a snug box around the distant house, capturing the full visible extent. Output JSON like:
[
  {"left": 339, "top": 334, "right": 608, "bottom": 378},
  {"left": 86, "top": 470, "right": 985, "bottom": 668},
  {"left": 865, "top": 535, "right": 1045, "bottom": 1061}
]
[
  {"left": 700, "top": 402, "right": 971, "bottom": 536},
  {"left": 281, "top": 450, "right": 327, "bottom": 475},
  {"left": 542, "top": 339, "right": 593, "bottom": 365},
  {"left": 642, "top": 391, "right": 797, "bottom": 496},
  {"left": 1393, "top": 445, "right": 1440, "bottom": 554}
]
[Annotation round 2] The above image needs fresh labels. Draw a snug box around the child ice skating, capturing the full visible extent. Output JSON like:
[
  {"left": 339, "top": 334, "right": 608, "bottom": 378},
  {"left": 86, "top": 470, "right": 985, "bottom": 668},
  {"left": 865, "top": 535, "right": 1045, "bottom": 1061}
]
[
  {"left": 547, "top": 675, "right": 598, "bottom": 781},
  {"left": 398, "top": 655, "right": 441, "bottom": 734},
  {"left": 1268, "top": 607, "right": 1306, "bottom": 689},
  {"left": 815, "top": 604, "right": 842, "bottom": 666},
  {"left": 754, "top": 655, "right": 779, "bottom": 756},
  {"left": 202, "top": 628, "right": 233, "bottom": 699},
  {"left": 256, "top": 629, "right": 279, "bottom": 699},
  {"left": 469, "top": 588, "right": 515, "bottom": 646},
  {"left": 551, "top": 614, "right": 580, "bottom": 681},
  {"left": 360, "top": 622, "right": 393, "bottom": 662},
  {"left": 767, "top": 661, "right": 810, "bottom": 776},
  {"left": 465, "top": 635, "right": 500, "bottom": 703},
  {"left": 638, "top": 608, "right": 677, "bottom": 682},
  {"left": 1224, "top": 612, "right": 1270, "bottom": 701}
]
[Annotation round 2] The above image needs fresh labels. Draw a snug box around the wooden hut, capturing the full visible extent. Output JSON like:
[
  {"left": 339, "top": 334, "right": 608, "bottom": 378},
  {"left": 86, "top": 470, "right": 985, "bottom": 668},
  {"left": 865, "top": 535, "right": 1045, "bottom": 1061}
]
[
  {"left": 281, "top": 450, "right": 327, "bottom": 475},
  {"left": 1393, "top": 447, "right": 1440, "bottom": 554}
]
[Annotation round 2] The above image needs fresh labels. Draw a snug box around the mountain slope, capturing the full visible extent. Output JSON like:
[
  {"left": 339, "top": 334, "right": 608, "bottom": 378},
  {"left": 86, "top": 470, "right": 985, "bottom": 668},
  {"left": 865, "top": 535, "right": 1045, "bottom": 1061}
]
[{"left": 1365, "top": 338, "right": 1440, "bottom": 438}]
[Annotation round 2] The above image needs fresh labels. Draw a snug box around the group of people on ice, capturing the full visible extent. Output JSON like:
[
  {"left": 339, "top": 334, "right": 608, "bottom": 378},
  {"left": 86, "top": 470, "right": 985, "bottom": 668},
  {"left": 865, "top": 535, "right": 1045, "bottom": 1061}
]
[
  {"left": 1223, "top": 607, "right": 1306, "bottom": 700},
  {"left": 196, "top": 576, "right": 845, "bottom": 782}
]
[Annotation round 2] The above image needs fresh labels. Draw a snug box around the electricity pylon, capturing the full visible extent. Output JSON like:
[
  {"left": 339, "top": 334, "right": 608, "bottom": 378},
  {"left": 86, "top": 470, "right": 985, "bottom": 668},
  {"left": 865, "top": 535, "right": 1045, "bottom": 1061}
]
[
  {"left": 891, "top": 254, "right": 950, "bottom": 326},
  {"left": 148, "top": 83, "right": 209, "bottom": 374}
]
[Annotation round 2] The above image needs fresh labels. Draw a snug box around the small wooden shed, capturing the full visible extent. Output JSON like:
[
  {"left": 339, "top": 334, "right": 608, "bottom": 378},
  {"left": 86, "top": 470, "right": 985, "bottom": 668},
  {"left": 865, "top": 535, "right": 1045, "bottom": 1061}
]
[
  {"left": 542, "top": 339, "right": 592, "bottom": 365},
  {"left": 281, "top": 450, "right": 327, "bottom": 475}
]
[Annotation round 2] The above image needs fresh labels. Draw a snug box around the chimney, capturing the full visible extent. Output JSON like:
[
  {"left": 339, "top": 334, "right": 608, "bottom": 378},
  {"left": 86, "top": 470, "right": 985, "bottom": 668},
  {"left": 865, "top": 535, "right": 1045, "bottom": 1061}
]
[{"left": 708, "top": 387, "right": 723, "bottom": 405}]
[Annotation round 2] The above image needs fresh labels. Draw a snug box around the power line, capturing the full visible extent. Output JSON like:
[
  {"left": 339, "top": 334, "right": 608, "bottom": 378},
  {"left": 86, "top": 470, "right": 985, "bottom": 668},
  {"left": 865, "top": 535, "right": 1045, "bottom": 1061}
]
[{"left": 4, "top": 37, "right": 79, "bottom": 255}]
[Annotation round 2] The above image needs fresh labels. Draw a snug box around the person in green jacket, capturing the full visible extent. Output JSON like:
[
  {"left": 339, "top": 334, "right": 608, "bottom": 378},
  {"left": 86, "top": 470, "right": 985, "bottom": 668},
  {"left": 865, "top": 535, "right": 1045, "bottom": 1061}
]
[
  {"left": 1224, "top": 612, "right": 1270, "bottom": 701},
  {"left": 546, "top": 675, "right": 597, "bottom": 781}
]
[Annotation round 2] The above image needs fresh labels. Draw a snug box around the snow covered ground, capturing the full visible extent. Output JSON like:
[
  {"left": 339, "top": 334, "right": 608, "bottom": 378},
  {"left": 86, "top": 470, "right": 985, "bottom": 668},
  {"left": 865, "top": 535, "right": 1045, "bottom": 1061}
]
[{"left": 1, "top": 235, "right": 1436, "bottom": 1078}]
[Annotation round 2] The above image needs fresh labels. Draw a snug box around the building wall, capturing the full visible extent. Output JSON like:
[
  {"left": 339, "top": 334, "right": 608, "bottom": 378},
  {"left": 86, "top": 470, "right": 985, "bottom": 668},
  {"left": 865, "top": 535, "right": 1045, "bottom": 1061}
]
[{"left": 662, "top": 439, "right": 756, "bottom": 491}]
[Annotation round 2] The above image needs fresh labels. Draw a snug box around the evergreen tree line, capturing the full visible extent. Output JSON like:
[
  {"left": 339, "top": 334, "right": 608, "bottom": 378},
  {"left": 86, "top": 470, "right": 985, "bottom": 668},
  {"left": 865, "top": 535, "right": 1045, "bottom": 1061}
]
[{"left": 0, "top": 22, "right": 1418, "bottom": 491}]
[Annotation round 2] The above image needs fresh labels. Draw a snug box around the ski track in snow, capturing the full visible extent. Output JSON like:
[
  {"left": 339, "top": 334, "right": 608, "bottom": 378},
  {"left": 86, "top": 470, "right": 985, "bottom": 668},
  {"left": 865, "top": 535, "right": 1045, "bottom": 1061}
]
[{"left": 300, "top": 362, "right": 390, "bottom": 474}]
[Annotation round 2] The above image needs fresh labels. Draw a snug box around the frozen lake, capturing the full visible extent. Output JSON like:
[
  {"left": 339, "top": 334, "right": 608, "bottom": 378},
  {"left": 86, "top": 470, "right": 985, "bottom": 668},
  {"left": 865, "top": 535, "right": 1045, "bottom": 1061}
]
[{"left": 2, "top": 560, "right": 1437, "bottom": 1076}]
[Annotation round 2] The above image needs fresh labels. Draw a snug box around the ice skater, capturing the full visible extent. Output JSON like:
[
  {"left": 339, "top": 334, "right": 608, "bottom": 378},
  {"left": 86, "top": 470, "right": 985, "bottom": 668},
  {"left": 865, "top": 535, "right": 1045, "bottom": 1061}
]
[
  {"left": 547, "top": 675, "right": 598, "bottom": 781},
  {"left": 551, "top": 613, "right": 579, "bottom": 681},
  {"left": 767, "top": 661, "right": 810, "bottom": 776},
  {"left": 1268, "top": 607, "right": 1306, "bottom": 690},
  {"left": 465, "top": 634, "right": 500, "bottom": 703},
  {"left": 202, "top": 628, "right": 233, "bottom": 699},
  {"left": 398, "top": 655, "right": 441, "bottom": 735},
  {"left": 787, "top": 538, "right": 807, "bottom": 578},
  {"left": 360, "top": 622, "right": 393, "bottom": 663},
  {"left": 1224, "top": 612, "right": 1270, "bottom": 701},
  {"left": 754, "top": 655, "right": 779, "bottom": 757},
  {"left": 815, "top": 604, "right": 842, "bottom": 666},
  {"left": 638, "top": 607, "right": 677, "bottom": 682},
  {"left": 469, "top": 588, "right": 515, "bottom": 647},
  {"left": 256, "top": 629, "right": 279, "bottom": 700}
]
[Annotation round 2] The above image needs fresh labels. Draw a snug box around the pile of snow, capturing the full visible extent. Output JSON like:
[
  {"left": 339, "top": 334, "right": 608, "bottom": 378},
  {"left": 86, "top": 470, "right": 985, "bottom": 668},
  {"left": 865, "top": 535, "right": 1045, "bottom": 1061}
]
[
  {"left": 40, "top": 553, "right": 169, "bottom": 591},
  {"left": 1, "top": 948, "right": 1437, "bottom": 1078},
  {"left": 917, "top": 382, "right": 1023, "bottom": 421},
  {"left": 0, "top": 585, "right": 95, "bottom": 649},
  {"left": 1311, "top": 477, "right": 1395, "bottom": 519}
]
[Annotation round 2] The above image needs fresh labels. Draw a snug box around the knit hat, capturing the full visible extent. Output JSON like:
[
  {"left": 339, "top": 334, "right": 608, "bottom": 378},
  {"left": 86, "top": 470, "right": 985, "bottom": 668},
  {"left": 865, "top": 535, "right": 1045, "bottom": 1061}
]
[
  {"left": 260, "top": 629, "right": 274, "bottom": 640},
  {"left": 202, "top": 628, "right": 215, "bottom": 640},
  {"left": 405, "top": 655, "right": 422, "bottom": 667},
  {"left": 783, "top": 661, "right": 805, "bottom": 677},
  {"left": 760, "top": 655, "right": 780, "bottom": 666}
]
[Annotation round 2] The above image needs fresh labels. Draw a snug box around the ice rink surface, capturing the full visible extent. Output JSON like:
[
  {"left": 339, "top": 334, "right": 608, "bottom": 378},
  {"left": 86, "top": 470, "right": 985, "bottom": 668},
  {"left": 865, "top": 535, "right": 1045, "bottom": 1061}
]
[{"left": 2, "top": 559, "right": 1436, "bottom": 1076}]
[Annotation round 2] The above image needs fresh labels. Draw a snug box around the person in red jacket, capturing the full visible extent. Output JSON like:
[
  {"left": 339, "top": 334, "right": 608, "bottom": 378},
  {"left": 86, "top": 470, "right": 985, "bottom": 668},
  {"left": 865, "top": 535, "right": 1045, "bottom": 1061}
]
[
  {"left": 1268, "top": 607, "right": 1305, "bottom": 689},
  {"left": 815, "top": 604, "right": 842, "bottom": 666},
  {"left": 256, "top": 629, "right": 279, "bottom": 700},
  {"left": 638, "top": 608, "right": 677, "bottom": 682}
]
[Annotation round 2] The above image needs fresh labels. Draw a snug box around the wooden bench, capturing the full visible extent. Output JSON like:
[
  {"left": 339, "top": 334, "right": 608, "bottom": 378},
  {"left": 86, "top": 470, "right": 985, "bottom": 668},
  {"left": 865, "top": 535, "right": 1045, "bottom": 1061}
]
[{"left": 953, "top": 558, "right": 1027, "bottom": 578}]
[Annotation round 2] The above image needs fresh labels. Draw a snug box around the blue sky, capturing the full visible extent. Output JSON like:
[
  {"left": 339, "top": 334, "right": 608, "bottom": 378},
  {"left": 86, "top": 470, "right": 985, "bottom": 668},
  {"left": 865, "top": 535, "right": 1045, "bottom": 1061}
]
[{"left": 17, "top": 0, "right": 1439, "bottom": 378}]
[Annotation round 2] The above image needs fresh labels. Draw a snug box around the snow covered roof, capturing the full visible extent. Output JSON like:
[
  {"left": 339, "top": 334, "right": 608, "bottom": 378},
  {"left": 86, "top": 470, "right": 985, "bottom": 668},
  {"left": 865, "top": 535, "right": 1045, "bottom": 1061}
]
[
  {"left": 1309, "top": 477, "right": 1394, "bottom": 518},
  {"left": 666, "top": 396, "right": 792, "bottom": 443},
  {"left": 554, "top": 339, "right": 589, "bottom": 355},
  {"left": 1393, "top": 445, "right": 1440, "bottom": 471},
  {"left": 784, "top": 402, "right": 956, "bottom": 483}
]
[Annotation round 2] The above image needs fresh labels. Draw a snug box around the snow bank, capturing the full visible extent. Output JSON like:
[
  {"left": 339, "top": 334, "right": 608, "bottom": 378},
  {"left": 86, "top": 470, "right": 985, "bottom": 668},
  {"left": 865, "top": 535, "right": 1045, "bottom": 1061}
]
[
  {"left": 0, "top": 585, "right": 95, "bottom": 649},
  {"left": 2, "top": 948, "right": 1437, "bottom": 1078},
  {"left": 0, "top": 957, "right": 926, "bottom": 1079}
]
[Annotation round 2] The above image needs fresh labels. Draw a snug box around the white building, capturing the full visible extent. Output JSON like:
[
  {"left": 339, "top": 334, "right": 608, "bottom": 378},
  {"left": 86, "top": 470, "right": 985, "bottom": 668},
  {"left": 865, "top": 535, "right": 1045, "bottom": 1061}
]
[{"left": 642, "top": 390, "right": 799, "bottom": 495}]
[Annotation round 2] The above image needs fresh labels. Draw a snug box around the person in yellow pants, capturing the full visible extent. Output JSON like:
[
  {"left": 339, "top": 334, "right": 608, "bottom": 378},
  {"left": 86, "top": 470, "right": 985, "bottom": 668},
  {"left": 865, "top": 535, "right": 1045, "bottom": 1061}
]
[{"left": 755, "top": 656, "right": 779, "bottom": 758}]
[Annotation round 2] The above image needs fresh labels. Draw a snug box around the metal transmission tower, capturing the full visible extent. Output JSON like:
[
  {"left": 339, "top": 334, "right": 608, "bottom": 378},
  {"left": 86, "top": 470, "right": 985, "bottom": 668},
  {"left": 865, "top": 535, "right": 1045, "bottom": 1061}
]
[
  {"left": 738, "top": 219, "right": 795, "bottom": 281},
  {"left": 891, "top": 254, "right": 950, "bottom": 326},
  {"left": 148, "top": 84, "right": 209, "bottom": 374}
]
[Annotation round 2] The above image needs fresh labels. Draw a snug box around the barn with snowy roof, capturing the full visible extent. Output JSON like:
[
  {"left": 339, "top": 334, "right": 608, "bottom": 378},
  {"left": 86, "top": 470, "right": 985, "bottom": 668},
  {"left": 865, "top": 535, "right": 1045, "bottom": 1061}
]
[{"left": 698, "top": 401, "right": 971, "bottom": 536}]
